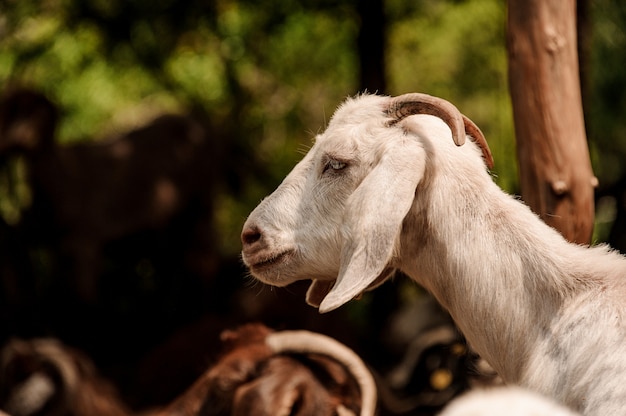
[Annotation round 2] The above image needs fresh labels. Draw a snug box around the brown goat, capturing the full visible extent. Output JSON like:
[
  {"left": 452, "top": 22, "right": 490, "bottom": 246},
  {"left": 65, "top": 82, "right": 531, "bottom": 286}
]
[
  {"left": 0, "top": 324, "right": 375, "bottom": 416},
  {"left": 159, "top": 323, "right": 371, "bottom": 416},
  {"left": 0, "top": 88, "right": 219, "bottom": 304}
]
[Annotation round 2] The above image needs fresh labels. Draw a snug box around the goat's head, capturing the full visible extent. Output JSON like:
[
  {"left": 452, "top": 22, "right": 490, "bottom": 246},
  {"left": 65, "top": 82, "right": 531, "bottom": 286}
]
[
  {"left": 241, "top": 93, "right": 492, "bottom": 313},
  {"left": 168, "top": 323, "right": 375, "bottom": 416}
]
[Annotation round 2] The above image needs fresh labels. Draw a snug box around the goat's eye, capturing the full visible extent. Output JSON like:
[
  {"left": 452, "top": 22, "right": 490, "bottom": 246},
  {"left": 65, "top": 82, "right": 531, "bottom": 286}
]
[
  {"left": 322, "top": 156, "right": 349, "bottom": 175},
  {"left": 328, "top": 159, "right": 347, "bottom": 171}
]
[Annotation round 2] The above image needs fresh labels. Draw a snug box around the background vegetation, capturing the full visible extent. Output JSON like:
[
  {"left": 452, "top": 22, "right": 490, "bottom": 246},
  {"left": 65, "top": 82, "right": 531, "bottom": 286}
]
[
  {"left": 0, "top": 0, "right": 520, "bottom": 255},
  {"left": 3, "top": 0, "right": 623, "bottom": 250}
]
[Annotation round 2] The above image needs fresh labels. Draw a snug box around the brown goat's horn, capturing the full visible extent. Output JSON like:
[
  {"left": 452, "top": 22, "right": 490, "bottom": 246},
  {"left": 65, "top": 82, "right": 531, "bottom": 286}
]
[
  {"left": 386, "top": 93, "right": 466, "bottom": 146},
  {"left": 462, "top": 114, "right": 494, "bottom": 169},
  {"left": 266, "top": 330, "right": 377, "bottom": 416},
  {"left": 386, "top": 93, "right": 494, "bottom": 169}
]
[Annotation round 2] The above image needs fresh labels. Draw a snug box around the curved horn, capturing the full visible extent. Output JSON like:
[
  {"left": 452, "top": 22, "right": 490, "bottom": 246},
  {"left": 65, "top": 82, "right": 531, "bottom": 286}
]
[
  {"left": 386, "top": 93, "right": 466, "bottom": 147},
  {"left": 462, "top": 114, "right": 494, "bottom": 169},
  {"left": 386, "top": 93, "right": 495, "bottom": 169},
  {"left": 266, "top": 330, "right": 377, "bottom": 416},
  {"left": 33, "top": 339, "right": 83, "bottom": 389}
]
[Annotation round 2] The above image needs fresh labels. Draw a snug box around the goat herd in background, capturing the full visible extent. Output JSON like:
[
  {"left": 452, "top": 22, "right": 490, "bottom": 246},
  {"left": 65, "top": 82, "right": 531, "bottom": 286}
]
[{"left": 1, "top": 88, "right": 624, "bottom": 415}]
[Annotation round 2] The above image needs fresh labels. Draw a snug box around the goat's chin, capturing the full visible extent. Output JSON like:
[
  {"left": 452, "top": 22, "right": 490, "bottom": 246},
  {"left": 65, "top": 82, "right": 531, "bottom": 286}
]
[
  {"left": 246, "top": 250, "right": 302, "bottom": 287},
  {"left": 248, "top": 255, "right": 339, "bottom": 289}
]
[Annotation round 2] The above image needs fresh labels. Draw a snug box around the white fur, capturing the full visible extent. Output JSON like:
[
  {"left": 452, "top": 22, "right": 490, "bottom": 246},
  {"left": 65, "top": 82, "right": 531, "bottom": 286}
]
[
  {"left": 241, "top": 93, "right": 626, "bottom": 416},
  {"left": 439, "top": 387, "right": 580, "bottom": 416}
]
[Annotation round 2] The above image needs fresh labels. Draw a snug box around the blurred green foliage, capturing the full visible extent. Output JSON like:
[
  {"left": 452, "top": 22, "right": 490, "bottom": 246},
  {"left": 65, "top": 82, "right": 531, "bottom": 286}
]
[
  {"left": 0, "top": 0, "right": 624, "bottom": 254},
  {"left": 387, "top": 0, "right": 515, "bottom": 190},
  {"left": 588, "top": 0, "right": 626, "bottom": 184}
]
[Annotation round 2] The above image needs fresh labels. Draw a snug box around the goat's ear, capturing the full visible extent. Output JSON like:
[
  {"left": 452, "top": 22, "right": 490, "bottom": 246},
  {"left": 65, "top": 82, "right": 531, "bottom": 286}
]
[{"left": 319, "top": 137, "right": 426, "bottom": 313}]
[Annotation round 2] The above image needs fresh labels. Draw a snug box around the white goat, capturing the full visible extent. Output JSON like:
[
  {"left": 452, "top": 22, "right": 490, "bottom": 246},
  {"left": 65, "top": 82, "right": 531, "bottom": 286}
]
[{"left": 241, "top": 93, "right": 626, "bottom": 416}]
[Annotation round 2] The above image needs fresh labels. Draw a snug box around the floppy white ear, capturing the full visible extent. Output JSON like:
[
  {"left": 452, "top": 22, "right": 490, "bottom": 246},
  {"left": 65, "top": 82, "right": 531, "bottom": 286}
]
[{"left": 318, "top": 136, "right": 426, "bottom": 313}]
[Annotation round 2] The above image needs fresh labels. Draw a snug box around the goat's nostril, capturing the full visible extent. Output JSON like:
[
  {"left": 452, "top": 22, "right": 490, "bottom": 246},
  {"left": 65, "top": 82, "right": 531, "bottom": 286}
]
[{"left": 242, "top": 226, "right": 262, "bottom": 246}]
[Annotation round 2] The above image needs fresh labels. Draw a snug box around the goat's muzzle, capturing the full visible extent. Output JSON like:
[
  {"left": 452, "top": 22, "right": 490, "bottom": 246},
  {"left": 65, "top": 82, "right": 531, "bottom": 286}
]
[{"left": 241, "top": 224, "right": 295, "bottom": 282}]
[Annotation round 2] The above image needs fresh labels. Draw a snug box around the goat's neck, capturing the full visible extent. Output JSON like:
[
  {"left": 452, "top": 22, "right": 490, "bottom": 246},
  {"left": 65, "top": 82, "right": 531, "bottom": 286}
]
[{"left": 400, "top": 178, "right": 597, "bottom": 382}]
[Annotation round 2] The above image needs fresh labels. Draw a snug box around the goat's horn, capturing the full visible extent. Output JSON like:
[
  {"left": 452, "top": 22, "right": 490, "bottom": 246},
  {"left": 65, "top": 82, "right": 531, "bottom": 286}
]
[
  {"left": 386, "top": 93, "right": 495, "bottom": 169},
  {"left": 31, "top": 339, "right": 81, "bottom": 391},
  {"left": 462, "top": 114, "right": 494, "bottom": 169},
  {"left": 266, "top": 330, "right": 377, "bottom": 416},
  {"left": 386, "top": 93, "right": 466, "bottom": 147}
]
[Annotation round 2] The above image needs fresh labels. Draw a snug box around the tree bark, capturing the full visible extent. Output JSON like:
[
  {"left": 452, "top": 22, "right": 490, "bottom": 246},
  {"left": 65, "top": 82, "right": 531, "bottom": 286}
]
[{"left": 507, "top": 0, "right": 596, "bottom": 244}]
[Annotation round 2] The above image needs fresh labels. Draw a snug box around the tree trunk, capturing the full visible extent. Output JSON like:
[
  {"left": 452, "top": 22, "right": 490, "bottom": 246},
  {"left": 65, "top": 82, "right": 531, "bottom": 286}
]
[{"left": 507, "top": 0, "right": 596, "bottom": 244}]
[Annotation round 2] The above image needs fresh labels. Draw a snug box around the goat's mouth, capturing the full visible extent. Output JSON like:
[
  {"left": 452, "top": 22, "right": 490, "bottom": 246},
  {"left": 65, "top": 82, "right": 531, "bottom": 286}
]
[{"left": 247, "top": 250, "right": 295, "bottom": 276}]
